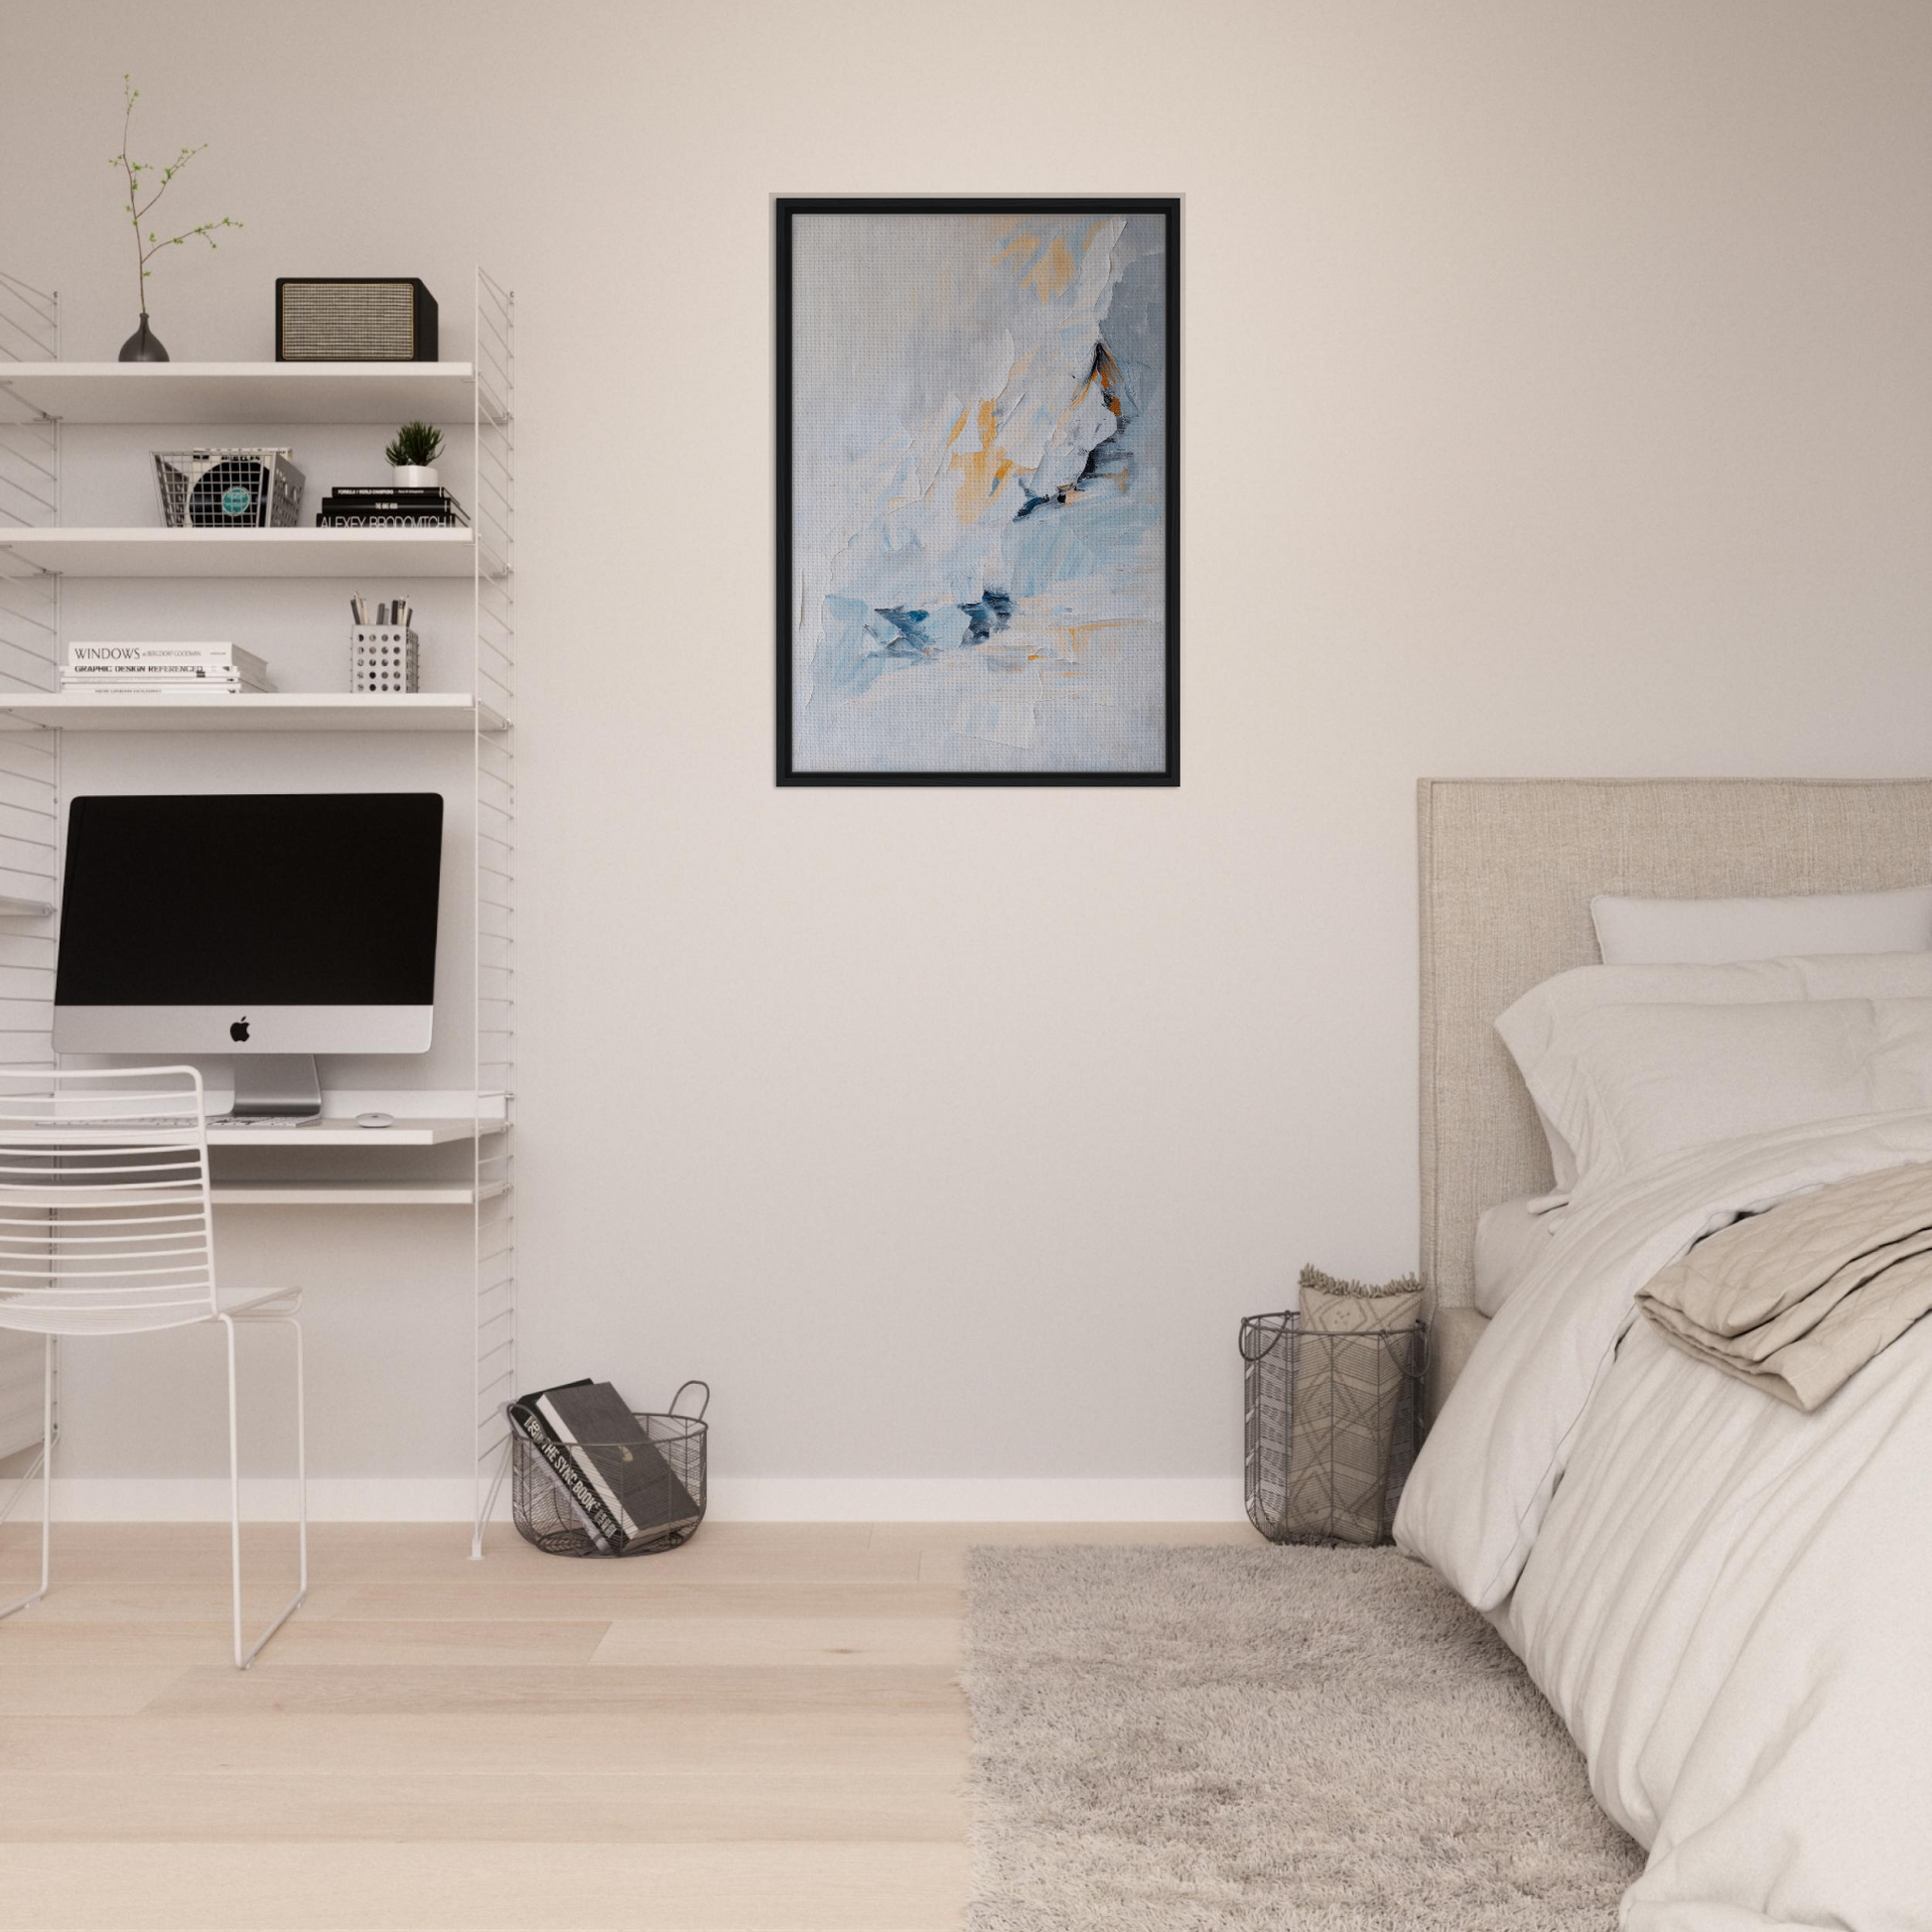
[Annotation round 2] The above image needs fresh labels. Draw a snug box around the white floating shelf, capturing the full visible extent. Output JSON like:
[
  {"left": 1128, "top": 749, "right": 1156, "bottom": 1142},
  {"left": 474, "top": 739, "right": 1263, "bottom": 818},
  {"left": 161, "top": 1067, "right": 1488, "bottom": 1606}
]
[
  {"left": 0, "top": 361, "right": 483, "bottom": 426},
  {"left": 205, "top": 1117, "right": 481, "bottom": 1148},
  {"left": 0, "top": 692, "right": 505, "bottom": 733},
  {"left": 210, "top": 1179, "right": 505, "bottom": 1207},
  {"left": 0, "top": 526, "right": 483, "bottom": 579}
]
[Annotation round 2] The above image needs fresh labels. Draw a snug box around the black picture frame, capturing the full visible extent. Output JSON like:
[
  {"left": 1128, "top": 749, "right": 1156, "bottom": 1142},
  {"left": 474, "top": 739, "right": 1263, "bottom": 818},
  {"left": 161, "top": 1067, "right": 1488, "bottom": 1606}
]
[{"left": 775, "top": 197, "right": 1180, "bottom": 786}]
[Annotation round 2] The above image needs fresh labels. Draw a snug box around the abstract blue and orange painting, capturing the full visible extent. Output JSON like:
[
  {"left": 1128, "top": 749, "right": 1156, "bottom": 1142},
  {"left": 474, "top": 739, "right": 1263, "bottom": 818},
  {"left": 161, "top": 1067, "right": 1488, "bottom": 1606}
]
[{"left": 777, "top": 201, "right": 1178, "bottom": 784}]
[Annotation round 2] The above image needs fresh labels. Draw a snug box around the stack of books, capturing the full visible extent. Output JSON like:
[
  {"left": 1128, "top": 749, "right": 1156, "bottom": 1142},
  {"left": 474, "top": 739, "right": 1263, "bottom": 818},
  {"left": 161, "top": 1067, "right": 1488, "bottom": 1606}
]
[
  {"left": 508, "top": 1379, "right": 703, "bottom": 1554},
  {"left": 316, "top": 484, "right": 469, "bottom": 529},
  {"left": 64, "top": 642, "right": 274, "bottom": 695}
]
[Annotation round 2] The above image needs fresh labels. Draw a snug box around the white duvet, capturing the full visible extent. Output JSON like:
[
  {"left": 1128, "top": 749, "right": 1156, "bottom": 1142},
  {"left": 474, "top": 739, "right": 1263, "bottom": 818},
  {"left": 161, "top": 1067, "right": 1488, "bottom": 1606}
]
[{"left": 1396, "top": 1111, "right": 1932, "bottom": 1931}]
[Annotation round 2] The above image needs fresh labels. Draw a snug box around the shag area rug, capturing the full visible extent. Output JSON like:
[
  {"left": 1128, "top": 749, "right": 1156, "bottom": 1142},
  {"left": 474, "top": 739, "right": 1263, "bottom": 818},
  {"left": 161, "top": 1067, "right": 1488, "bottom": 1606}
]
[{"left": 962, "top": 1545, "right": 1643, "bottom": 1930}]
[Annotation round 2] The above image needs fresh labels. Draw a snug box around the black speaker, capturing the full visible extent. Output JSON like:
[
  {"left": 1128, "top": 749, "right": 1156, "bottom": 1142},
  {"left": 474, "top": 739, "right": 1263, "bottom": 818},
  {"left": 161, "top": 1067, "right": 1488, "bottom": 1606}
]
[{"left": 275, "top": 278, "right": 439, "bottom": 361}]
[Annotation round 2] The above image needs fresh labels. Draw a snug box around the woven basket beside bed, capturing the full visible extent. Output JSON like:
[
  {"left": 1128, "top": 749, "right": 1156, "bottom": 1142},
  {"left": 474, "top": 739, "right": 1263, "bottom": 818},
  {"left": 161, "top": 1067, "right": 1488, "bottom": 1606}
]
[{"left": 1242, "top": 1268, "right": 1426, "bottom": 1547}]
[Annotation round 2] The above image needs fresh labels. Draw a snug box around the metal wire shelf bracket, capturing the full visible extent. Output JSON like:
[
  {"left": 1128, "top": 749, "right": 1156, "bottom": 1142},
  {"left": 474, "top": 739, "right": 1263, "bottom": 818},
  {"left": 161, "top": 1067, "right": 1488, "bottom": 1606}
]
[
  {"left": 471, "top": 269, "right": 515, "bottom": 1558},
  {"left": 0, "top": 271, "right": 59, "bottom": 1468}
]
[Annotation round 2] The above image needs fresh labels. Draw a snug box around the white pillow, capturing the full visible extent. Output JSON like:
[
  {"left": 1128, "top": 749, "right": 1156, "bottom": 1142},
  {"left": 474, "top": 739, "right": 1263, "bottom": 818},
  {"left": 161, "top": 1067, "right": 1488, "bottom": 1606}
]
[
  {"left": 1473, "top": 1195, "right": 1560, "bottom": 1316},
  {"left": 1496, "top": 952, "right": 1932, "bottom": 1195},
  {"left": 1590, "top": 885, "right": 1932, "bottom": 966},
  {"left": 1515, "top": 997, "right": 1932, "bottom": 1203}
]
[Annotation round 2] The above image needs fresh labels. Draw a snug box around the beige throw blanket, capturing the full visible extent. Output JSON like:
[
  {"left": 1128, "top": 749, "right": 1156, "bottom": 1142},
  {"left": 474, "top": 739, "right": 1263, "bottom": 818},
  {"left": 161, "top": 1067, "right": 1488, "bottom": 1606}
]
[{"left": 1638, "top": 1159, "right": 1932, "bottom": 1410}]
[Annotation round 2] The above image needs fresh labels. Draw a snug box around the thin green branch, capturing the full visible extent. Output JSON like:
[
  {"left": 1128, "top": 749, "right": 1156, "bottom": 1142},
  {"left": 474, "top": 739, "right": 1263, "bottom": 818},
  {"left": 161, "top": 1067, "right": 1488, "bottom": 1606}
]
[{"left": 109, "top": 75, "right": 240, "bottom": 315}]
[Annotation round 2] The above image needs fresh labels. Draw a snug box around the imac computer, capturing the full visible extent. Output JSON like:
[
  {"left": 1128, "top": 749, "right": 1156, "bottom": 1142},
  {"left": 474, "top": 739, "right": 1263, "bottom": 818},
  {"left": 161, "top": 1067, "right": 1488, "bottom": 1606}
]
[{"left": 53, "top": 792, "right": 444, "bottom": 1120}]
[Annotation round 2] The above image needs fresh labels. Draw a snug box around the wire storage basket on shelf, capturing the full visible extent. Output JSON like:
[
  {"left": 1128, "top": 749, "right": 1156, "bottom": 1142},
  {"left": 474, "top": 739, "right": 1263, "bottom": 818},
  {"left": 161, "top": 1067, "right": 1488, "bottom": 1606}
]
[
  {"left": 510, "top": 1381, "right": 708, "bottom": 1558},
  {"left": 1241, "top": 1311, "right": 1425, "bottom": 1547},
  {"left": 152, "top": 448, "right": 305, "bottom": 528}
]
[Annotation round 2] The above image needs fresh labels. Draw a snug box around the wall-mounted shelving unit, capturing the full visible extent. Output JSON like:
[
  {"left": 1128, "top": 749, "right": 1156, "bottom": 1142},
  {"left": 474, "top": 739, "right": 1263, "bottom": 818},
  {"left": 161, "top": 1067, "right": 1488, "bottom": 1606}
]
[{"left": 0, "top": 268, "right": 518, "bottom": 1553}]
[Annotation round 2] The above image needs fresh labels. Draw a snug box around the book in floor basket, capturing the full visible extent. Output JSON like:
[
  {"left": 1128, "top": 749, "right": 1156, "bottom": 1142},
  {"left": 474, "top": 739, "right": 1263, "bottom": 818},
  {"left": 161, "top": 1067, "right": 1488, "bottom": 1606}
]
[
  {"left": 507, "top": 1381, "right": 616, "bottom": 1550},
  {"left": 507, "top": 1379, "right": 703, "bottom": 1553}
]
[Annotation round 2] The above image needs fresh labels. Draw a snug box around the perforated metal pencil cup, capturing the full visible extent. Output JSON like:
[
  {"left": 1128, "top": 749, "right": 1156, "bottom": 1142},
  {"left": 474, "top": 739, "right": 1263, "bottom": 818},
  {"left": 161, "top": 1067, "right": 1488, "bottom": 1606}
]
[{"left": 350, "top": 625, "right": 419, "bottom": 693}]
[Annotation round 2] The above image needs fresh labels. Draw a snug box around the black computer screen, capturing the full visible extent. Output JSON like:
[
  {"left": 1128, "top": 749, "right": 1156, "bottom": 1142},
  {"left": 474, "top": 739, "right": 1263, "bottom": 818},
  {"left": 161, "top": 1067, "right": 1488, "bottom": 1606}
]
[{"left": 56, "top": 793, "right": 444, "bottom": 1007}]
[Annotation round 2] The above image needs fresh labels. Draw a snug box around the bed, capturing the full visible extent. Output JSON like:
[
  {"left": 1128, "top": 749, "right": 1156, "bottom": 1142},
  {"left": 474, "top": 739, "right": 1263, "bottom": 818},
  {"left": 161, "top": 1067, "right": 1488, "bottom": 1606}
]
[{"left": 1398, "top": 777, "right": 1932, "bottom": 1932}]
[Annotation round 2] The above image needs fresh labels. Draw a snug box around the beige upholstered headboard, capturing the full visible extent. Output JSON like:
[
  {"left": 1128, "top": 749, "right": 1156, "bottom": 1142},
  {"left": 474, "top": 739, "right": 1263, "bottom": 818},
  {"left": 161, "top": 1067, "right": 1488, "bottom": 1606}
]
[{"left": 1419, "top": 777, "right": 1932, "bottom": 1311}]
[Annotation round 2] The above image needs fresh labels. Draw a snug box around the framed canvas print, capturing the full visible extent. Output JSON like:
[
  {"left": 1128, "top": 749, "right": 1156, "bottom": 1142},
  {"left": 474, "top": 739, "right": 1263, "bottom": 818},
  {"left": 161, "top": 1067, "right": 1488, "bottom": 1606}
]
[{"left": 776, "top": 198, "right": 1179, "bottom": 785}]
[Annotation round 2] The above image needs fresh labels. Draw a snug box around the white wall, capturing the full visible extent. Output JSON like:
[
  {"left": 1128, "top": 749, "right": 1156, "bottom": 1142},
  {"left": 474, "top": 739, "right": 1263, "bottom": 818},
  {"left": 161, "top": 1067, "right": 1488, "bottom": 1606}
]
[{"left": 5, "top": 0, "right": 1931, "bottom": 1515}]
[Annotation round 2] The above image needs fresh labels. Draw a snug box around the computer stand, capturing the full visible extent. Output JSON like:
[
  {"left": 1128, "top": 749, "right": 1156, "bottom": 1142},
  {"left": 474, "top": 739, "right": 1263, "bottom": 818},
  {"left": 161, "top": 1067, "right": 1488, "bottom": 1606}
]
[{"left": 228, "top": 1055, "right": 323, "bottom": 1122}]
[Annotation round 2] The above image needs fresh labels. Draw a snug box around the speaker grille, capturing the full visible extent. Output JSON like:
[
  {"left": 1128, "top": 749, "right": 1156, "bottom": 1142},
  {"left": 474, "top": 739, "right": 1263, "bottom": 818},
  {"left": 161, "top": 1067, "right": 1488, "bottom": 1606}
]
[{"left": 279, "top": 282, "right": 418, "bottom": 360}]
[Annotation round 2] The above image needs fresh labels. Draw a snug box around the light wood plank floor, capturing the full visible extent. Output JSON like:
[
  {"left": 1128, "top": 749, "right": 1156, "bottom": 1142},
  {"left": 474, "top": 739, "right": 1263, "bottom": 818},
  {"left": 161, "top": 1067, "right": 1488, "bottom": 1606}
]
[{"left": 0, "top": 1520, "right": 1252, "bottom": 1931}]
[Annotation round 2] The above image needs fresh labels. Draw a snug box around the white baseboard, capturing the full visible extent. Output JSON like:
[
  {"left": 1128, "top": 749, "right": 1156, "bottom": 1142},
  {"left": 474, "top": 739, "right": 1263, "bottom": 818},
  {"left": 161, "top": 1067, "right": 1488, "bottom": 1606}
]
[
  {"left": 707, "top": 1478, "right": 1247, "bottom": 1522},
  {"left": 14, "top": 1475, "right": 1247, "bottom": 1525}
]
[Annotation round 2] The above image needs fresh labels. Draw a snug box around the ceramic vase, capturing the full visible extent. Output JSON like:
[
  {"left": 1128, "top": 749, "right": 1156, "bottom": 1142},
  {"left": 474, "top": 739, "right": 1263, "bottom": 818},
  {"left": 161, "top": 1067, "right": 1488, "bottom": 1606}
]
[{"left": 117, "top": 314, "right": 169, "bottom": 362}]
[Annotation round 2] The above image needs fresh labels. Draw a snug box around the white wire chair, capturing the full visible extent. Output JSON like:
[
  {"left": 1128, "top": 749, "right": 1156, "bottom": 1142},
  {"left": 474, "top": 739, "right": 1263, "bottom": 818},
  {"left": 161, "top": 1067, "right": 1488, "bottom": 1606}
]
[{"left": 0, "top": 1065, "right": 306, "bottom": 1668}]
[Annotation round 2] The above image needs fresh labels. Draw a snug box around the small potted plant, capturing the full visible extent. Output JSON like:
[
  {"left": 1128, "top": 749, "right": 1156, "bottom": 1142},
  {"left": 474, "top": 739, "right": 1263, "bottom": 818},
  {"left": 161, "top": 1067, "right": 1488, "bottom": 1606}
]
[{"left": 384, "top": 421, "right": 444, "bottom": 488}]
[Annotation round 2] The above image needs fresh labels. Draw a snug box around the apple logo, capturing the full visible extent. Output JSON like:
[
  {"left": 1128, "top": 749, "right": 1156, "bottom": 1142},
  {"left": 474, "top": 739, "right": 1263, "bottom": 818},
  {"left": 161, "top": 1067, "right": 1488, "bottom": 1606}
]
[{"left": 230, "top": 1017, "right": 250, "bottom": 1043}]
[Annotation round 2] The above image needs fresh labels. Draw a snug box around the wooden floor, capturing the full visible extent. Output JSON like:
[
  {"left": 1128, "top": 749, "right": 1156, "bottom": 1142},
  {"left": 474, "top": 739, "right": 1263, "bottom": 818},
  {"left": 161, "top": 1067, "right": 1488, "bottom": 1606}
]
[{"left": 0, "top": 1519, "right": 1253, "bottom": 1931}]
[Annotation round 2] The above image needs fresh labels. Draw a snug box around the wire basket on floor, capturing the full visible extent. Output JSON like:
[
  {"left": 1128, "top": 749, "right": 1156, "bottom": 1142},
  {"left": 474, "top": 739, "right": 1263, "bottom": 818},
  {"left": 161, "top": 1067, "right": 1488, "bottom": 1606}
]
[
  {"left": 1241, "top": 1311, "right": 1425, "bottom": 1547},
  {"left": 510, "top": 1381, "right": 708, "bottom": 1558}
]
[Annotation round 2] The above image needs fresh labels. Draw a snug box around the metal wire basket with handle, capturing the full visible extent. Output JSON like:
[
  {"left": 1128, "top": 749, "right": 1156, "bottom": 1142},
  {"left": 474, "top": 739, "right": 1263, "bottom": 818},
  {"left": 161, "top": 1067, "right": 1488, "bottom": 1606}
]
[
  {"left": 1241, "top": 1311, "right": 1425, "bottom": 1547},
  {"left": 152, "top": 448, "right": 306, "bottom": 528},
  {"left": 509, "top": 1381, "right": 709, "bottom": 1558}
]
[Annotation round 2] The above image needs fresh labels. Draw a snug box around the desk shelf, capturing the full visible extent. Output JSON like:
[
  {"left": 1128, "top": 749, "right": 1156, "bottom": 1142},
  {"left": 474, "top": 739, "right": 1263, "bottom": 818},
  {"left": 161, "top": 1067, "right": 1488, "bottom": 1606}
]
[
  {"left": 0, "top": 692, "right": 505, "bottom": 734},
  {"left": 211, "top": 1178, "right": 507, "bottom": 1207},
  {"left": 206, "top": 1116, "right": 486, "bottom": 1149}
]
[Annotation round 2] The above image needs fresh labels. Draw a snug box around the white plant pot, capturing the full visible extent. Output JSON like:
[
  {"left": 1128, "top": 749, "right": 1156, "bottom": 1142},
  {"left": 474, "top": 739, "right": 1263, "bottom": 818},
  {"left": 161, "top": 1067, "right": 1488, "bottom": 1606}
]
[{"left": 392, "top": 465, "right": 439, "bottom": 488}]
